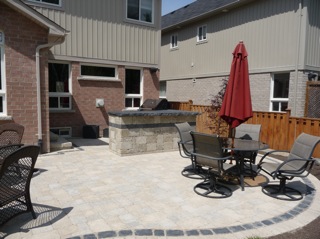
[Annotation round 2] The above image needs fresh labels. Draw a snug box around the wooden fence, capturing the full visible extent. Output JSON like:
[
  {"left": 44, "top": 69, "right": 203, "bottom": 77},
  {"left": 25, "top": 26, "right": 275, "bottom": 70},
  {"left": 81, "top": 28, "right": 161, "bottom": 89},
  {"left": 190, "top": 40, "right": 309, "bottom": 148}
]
[{"left": 168, "top": 101, "right": 320, "bottom": 158}]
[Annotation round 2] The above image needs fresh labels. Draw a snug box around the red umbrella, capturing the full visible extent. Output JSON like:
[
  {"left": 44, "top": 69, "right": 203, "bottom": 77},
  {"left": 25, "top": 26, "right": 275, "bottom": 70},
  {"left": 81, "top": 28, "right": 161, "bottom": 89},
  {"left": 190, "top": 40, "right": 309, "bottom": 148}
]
[{"left": 219, "top": 41, "right": 253, "bottom": 132}]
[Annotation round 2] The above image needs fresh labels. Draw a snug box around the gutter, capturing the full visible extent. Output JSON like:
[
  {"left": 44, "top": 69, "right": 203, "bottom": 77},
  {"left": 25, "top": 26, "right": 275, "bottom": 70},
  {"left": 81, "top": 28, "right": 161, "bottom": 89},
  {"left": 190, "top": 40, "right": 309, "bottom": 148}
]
[{"left": 35, "top": 37, "right": 65, "bottom": 151}]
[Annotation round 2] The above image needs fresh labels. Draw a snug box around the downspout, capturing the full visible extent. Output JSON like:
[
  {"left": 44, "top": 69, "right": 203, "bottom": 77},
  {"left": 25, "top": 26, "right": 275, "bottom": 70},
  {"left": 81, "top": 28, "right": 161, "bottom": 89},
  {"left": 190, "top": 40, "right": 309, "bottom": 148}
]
[
  {"left": 293, "top": 0, "right": 303, "bottom": 116},
  {"left": 35, "top": 38, "right": 64, "bottom": 152}
]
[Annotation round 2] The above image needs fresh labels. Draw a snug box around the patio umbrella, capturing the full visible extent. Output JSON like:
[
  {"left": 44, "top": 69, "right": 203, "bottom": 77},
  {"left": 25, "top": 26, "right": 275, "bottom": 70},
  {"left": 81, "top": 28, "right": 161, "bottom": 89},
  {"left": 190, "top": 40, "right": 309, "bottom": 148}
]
[{"left": 219, "top": 41, "right": 253, "bottom": 137}]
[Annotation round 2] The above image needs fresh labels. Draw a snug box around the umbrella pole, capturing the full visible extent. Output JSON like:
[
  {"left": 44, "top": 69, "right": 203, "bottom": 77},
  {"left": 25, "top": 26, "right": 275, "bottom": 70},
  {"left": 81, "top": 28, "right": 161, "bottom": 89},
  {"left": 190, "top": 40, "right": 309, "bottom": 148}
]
[{"left": 229, "top": 126, "right": 235, "bottom": 164}]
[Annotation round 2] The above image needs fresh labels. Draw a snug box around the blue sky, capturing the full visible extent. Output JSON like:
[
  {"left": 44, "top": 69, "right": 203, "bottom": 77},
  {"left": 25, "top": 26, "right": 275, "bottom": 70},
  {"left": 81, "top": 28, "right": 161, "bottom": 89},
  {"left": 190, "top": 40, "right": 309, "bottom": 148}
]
[{"left": 162, "top": 0, "right": 196, "bottom": 16}]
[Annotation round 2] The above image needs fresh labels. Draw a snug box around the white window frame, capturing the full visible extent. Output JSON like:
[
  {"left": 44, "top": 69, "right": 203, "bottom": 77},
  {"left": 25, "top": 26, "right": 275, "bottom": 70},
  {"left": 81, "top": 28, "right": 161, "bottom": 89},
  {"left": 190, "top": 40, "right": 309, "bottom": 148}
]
[
  {"left": 126, "top": 0, "right": 154, "bottom": 24},
  {"left": 26, "top": 0, "right": 62, "bottom": 7},
  {"left": 170, "top": 34, "right": 178, "bottom": 49},
  {"left": 197, "top": 25, "right": 207, "bottom": 43},
  {"left": 270, "top": 73, "right": 289, "bottom": 112},
  {"left": 0, "top": 31, "right": 7, "bottom": 116},
  {"left": 78, "top": 63, "right": 119, "bottom": 82},
  {"left": 124, "top": 68, "right": 143, "bottom": 110},
  {"left": 49, "top": 61, "right": 72, "bottom": 111}
]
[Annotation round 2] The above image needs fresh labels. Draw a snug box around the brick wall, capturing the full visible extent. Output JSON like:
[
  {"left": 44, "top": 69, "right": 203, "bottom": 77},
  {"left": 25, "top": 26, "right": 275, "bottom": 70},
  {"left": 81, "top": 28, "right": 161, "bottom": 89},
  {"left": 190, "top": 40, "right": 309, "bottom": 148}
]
[
  {"left": 0, "top": 2, "right": 49, "bottom": 150},
  {"left": 165, "top": 72, "right": 307, "bottom": 115},
  {"left": 50, "top": 64, "right": 160, "bottom": 137},
  {"left": 143, "top": 68, "right": 160, "bottom": 99},
  {"left": 289, "top": 71, "right": 307, "bottom": 117},
  {"left": 166, "top": 76, "right": 231, "bottom": 105}
]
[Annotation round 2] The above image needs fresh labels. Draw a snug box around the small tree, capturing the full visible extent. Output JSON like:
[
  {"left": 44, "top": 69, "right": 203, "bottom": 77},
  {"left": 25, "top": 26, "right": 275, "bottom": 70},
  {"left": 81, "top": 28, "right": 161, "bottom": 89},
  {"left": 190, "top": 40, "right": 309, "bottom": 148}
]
[{"left": 205, "top": 78, "right": 229, "bottom": 136}]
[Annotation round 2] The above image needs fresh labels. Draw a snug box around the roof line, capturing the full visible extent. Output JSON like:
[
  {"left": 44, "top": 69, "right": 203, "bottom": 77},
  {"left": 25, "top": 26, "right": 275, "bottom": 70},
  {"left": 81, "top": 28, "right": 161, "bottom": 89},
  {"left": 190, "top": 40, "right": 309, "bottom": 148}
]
[
  {"left": 162, "top": 0, "right": 245, "bottom": 31},
  {"left": 2, "top": 0, "right": 68, "bottom": 36}
]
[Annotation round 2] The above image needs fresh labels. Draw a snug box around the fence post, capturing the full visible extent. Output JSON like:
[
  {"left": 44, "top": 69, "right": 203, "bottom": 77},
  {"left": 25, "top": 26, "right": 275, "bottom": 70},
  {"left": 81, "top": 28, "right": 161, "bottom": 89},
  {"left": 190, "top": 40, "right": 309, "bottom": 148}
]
[
  {"left": 188, "top": 100, "right": 193, "bottom": 111},
  {"left": 284, "top": 108, "right": 291, "bottom": 151}
]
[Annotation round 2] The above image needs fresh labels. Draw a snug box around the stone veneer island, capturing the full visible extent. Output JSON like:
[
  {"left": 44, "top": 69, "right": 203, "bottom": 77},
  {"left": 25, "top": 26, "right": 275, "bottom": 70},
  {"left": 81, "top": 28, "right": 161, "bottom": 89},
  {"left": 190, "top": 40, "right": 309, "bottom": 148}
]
[{"left": 108, "top": 110, "right": 199, "bottom": 156}]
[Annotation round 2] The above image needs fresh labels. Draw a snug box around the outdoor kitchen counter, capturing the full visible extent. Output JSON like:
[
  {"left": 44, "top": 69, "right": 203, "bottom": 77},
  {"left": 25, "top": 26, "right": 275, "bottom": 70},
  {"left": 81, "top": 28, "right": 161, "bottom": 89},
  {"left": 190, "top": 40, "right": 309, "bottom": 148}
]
[{"left": 108, "top": 110, "right": 199, "bottom": 156}]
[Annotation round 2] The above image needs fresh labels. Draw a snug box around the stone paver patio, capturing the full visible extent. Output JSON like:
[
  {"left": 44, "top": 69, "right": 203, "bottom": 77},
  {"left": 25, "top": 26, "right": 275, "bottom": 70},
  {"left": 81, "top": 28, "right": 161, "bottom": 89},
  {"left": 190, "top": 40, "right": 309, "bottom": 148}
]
[{"left": 1, "top": 138, "right": 320, "bottom": 239}]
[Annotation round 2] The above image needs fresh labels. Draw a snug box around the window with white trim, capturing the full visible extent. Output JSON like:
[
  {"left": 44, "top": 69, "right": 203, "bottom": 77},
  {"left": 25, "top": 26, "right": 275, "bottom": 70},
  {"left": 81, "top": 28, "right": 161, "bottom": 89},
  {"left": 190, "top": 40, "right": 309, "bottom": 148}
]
[
  {"left": 170, "top": 35, "right": 178, "bottom": 49},
  {"left": 79, "top": 64, "right": 118, "bottom": 81},
  {"left": 125, "top": 68, "right": 142, "bottom": 109},
  {"left": 0, "top": 31, "right": 6, "bottom": 115},
  {"left": 197, "top": 25, "right": 207, "bottom": 42},
  {"left": 127, "top": 0, "right": 154, "bottom": 23},
  {"left": 270, "top": 73, "right": 289, "bottom": 112},
  {"left": 49, "top": 62, "right": 72, "bottom": 110},
  {"left": 27, "top": 0, "right": 61, "bottom": 6}
]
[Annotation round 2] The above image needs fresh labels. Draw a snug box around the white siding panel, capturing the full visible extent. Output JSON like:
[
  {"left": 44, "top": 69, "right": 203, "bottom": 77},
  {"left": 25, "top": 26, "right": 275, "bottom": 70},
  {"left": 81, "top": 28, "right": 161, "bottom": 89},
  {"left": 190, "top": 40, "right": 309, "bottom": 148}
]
[
  {"left": 305, "top": 0, "right": 320, "bottom": 69},
  {"left": 161, "top": 0, "right": 303, "bottom": 80},
  {"left": 33, "top": 0, "right": 161, "bottom": 65}
]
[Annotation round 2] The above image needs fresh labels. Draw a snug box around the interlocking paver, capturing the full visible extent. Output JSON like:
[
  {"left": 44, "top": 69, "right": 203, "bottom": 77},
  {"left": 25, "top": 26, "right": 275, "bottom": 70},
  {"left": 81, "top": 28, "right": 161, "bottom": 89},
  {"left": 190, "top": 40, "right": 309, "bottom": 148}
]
[{"left": 1, "top": 137, "right": 320, "bottom": 239}]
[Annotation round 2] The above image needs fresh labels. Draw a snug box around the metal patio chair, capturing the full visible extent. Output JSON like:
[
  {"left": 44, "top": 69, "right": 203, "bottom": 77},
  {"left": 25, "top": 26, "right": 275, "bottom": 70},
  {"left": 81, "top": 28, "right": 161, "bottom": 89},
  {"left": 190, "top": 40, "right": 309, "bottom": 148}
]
[
  {"left": 190, "top": 132, "right": 235, "bottom": 198},
  {"left": 0, "top": 145, "right": 40, "bottom": 226},
  {"left": 174, "top": 122, "right": 204, "bottom": 179},
  {"left": 235, "top": 124, "right": 261, "bottom": 177},
  {"left": 258, "top": 133, "right": 320, "bottom": 201}
]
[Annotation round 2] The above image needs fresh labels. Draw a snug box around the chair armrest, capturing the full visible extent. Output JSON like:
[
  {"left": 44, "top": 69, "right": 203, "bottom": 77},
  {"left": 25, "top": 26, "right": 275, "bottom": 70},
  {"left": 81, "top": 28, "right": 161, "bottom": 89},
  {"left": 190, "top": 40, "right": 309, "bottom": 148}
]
[
  {"left": 258, "top": 149, "right": 290, "bottom": 165},
  {"left": 273, "top": 158, "right": 315, "bottom": 177},
  {"left": 177, "top": 141, "right": 192, "bottom": 158}
]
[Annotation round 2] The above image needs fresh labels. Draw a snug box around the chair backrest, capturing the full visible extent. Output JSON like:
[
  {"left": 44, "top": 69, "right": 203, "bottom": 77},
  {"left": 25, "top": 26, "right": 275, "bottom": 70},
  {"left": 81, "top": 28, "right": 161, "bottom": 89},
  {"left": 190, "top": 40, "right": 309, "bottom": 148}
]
[
  {"left": 235, "top": 124, "right": 261, "bottom": 141},
  {"left": 175, "top": 122, "right": 193, "bottom": 154},
  {"left": 0, "top": 146, "right": 40, "bottom": 202},
  {"left": 0, "top": 123, "right": 24, "bottom": 146},
  {"left": 287, "top": 133, "right": 320, "bottom": 169},
  {"left": 190, "top": 131, "right": 223, "bottom": 169}
]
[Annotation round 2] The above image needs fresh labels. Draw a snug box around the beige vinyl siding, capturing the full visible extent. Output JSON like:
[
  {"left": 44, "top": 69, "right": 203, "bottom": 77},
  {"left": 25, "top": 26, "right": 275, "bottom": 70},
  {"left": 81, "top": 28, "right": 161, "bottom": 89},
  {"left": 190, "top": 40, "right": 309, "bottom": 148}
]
[
  {"left": 305, "top": 0, "right": 320, "bottom": 71},
  {"left": 33, "top": 0, "right": 161, "bottom": 66},
  {"left": 160, "top": 0, "right": 303, "bottom": 80}
]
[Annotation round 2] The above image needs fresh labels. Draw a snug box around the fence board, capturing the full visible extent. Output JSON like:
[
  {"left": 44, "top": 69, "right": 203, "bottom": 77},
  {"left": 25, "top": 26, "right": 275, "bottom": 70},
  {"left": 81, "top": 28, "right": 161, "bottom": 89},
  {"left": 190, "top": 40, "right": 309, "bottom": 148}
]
[{"left": 169, "top": 101, "right": 320, "bottom": 158}]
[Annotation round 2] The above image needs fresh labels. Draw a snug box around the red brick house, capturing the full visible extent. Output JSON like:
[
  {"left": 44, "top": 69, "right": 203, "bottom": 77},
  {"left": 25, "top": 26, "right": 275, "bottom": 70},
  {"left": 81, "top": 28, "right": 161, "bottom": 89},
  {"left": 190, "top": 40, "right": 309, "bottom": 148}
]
[
  {"left": 0, "top": 0, "right": 67, "bottom": 152},
  {"left": 1, "top": 0, "right": 161, "bottom": 152}
]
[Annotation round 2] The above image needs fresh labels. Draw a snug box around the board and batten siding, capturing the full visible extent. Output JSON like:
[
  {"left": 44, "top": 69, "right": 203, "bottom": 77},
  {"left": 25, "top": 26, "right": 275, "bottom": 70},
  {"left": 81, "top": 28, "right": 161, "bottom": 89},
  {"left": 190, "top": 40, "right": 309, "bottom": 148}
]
[
  {"left": 33, "top": 0, "right": 161, "bottom": 66},
  {"left": 305, "top": 0, "right": 320, "bottom": 71},
  {"left": 160, "top": 0, "right": 307, "bottom": 81}
]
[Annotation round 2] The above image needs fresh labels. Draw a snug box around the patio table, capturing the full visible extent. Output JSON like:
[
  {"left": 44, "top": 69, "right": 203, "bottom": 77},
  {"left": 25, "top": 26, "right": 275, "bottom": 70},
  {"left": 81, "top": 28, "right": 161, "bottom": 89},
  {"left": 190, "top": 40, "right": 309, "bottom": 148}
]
[{"left": 222, "top": 138, "right": 269, "bottom": 191}]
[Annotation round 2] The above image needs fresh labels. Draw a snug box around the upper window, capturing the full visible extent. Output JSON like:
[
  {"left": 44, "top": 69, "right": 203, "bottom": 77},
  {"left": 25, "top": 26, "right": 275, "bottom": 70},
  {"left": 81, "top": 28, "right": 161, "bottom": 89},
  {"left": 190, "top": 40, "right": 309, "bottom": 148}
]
[
  {"left": 127, "top": 0, "right": 154, "bottom": 23},
  {"left": 80, "top": 64, "right": 118, "bottom": 81},
  {"left": 125, "top": 68, "right": 142, "bottom": 109},
  {"left": 170, "top": 35, "right": 178, "bottom": 49},
  {"left": 0, "top": 32, "right": 6, "bottom": 115},
  {"left": 49, "top": 62, "right": 72, "bottom": 110},
  {"left": 197, "top": 25, "right": 207, "bottom": 42},
  {"left": 27, "top": 0, "right": 61, "bottom": 6},
  {"left": 270, "top": 73, "right": 289, "bottom": 112}
]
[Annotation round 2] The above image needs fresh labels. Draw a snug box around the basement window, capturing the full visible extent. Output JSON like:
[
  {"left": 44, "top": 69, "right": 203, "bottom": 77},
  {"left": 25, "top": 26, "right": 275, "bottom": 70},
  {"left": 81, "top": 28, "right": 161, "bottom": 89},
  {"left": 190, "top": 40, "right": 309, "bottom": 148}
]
[{"left": 50, "top": 127, "right": 71, "bottom": 138}]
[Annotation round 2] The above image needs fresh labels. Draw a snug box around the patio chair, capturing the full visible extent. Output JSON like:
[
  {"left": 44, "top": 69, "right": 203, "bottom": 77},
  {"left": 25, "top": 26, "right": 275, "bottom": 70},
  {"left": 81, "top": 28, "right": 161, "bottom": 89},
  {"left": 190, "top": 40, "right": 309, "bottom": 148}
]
[
  {"left": 0, "top": 145, "right": 40, "bottom": 226},
  {"left": 175, "top": 122, "right": 204, "bottom": 179},
  {"left": 235, "top": 124, "right": 261, "bottom": 177},
  {"left": 190, "top": 132, "right": 235, "bottom": 198},
  {"left": 0, "top": 144, "right": 24, "bottom": 165},
  {"left": 258, "top": 133, "right": 320, "bottom": 201},
  {"left": 0, "top": 123, "right": 24, "bottom": 146}
]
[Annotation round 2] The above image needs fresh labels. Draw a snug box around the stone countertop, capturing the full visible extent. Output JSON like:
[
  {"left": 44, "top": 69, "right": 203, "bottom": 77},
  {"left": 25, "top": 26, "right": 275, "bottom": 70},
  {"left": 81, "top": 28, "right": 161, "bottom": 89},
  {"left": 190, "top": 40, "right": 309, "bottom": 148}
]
[{"left": 108, "top": 110, "right": 200, "bottom": 117}]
